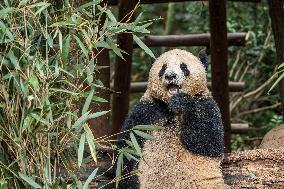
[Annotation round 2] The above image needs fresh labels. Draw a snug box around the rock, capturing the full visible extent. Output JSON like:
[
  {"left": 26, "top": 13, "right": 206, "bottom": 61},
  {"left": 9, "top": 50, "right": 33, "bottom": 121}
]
[{"left": 259, "top": 124, "right": 284, "bottom": 149}]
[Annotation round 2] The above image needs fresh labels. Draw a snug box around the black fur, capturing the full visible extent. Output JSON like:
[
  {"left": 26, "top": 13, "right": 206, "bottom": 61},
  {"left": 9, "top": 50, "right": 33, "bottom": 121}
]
[
  {"left": 180, "top": 63, "right": 190, "bottom": 76},
  {"left": 168, "top": 93, "right": 224, "bottom": 157},
  {"left": 158, "top": 64, "right": 167, "bottom": 78},
  {"left": 197, "top": 49, "right": 209, "bottom": 70},
  {"left": 116, "top": 99, "right": 174, "bottom": 189}
]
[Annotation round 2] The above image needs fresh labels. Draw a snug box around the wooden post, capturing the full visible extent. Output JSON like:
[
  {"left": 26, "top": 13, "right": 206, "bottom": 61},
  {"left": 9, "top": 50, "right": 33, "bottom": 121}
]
[
  {"left": 89, "top": 49, "right": 111, "bottom": 139},
  {"left": 268, "top": 0, "right": 284, "bottom": 118},
  {"left": 112, "top": 0, "right": 138, "bottom": 134},
  {"left": 209, "top": 0, "right": 231, "bottom": 152},
  {"left": 88, "top": 11, "right": 111, "bottom": 138}
]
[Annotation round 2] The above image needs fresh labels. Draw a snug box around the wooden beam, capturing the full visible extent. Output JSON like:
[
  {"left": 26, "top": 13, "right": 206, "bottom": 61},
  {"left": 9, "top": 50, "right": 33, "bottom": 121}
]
[
  {"left": 110, "top": 81, "right": 245, "bottom": 93},
  {"left": 231, "top": 123, "right": 250, "bottom": 134},
  {"left": 133, "top": 33, "right": 246, "bottom": 48},
  {"left": 112, "top": 0, "right": 138, "bottom": 134},
  {"left": 268, "top": 0, "right": 284, "bottom": 118},
  {"left": 104, "top": 0, "right": 261, "bottom": 6},
  {"left": 209, "top": 0, "right": 231, "bottom": 152}
]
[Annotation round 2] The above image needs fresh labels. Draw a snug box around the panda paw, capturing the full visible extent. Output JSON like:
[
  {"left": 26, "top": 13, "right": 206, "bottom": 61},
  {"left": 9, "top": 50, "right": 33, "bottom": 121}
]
[{"left": 168, "top": 93, "right": 196, "bottom": 113}]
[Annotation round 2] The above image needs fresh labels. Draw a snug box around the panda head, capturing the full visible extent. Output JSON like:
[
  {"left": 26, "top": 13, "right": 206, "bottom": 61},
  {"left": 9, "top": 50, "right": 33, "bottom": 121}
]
[{"left": 144, "top": 49, "right": 209, "bottom": 102}]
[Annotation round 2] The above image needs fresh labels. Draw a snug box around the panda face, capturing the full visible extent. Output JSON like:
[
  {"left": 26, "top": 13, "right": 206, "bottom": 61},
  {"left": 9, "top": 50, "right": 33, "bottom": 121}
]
[
  {"left": 158, "top": 62, "right": 190, "bottom": 97},
  {"left": 145, "top": 49, "right": 209, "bottom": 102}
]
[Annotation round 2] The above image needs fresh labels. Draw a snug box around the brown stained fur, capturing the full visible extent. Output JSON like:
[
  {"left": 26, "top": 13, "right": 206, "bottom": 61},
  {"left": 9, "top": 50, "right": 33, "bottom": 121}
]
[
  {"left": 138, "top": 126, "right": 226, "bottom": 189},
  {"left": 138, "top": 49, "right": 226, "bottom": 189}
]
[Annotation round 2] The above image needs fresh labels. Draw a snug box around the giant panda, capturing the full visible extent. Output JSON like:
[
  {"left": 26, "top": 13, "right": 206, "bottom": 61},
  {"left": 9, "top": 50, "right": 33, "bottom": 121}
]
[{"left": 116, "top": 49, "right": 227, "bottom": 189}]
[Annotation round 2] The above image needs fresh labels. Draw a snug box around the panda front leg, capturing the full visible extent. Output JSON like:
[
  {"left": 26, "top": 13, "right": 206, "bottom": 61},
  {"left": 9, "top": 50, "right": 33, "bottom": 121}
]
[
  {"left": 168, "top": 93, "right": 227, "bottom": 189},
  {"left": 116, "top": 99, "right": 173, "bottom": 189}
]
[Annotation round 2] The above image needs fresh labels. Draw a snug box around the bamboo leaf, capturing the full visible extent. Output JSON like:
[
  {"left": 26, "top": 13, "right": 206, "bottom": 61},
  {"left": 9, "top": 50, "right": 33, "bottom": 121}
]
[
  {"left": 74, "top": 35, "right": 88, "bottom": 57},
  {"left": 130, "top": 132, "right": 142, "bottom": 156},
  {"left": 78, "top": 133, "right": 86, "bottom": 168},
  {"left": 29, "top": 75, "right": 40, "bottom": 92},
  {"left": 82, "top": 89, "right": 94, "bottom": 115},
  {"left": 133, "top": 34, "right": 155, "bottom": 58},
  {"left": 133, "top": 130, "right": 155, "bottom": 140},
  {"left": 84, "top": 125, "right": 97, "bottom": 163},
  {"left": 106, "top": 38, "right": 124, "bottom": 59},
  {"left": 92, "top": 96, "right": 108, "bottom": 103},
  {"left": 115, "top": 153, "right": 123, "bottom": 188},
  {"left": 132, "top": 125, "right": 163, "bottom": 131},
  {"left": 22, "top": 115, "right": 33, "bottom": 133},
  {"left": 35, "top": 3, "right": 51, "bottom": 15},
  {"left": 88, "top": 110, "right": 110, "bottom": 119},
  {"left": 62, "top": 34, "right": 70, "bottom": 65},
  {"left": 30, "top": 113, "right": 49, "bottom": 126},
  {"left": 83, "top": 168, "right": 98, "bottom": 189},
  {"left": 124, "top": 152, "right": 139, "bottom": 162},
  {"left": 19, "top": 173, "right": 41, "bottom": 188},
  {"left": 268, "top": 72, "right": 284, "bottom": 93},
  {"left": 0, "top": 7, "right": 14, "bottom": 19},
  {"left": 72, "top": 112, "right": 90, "bottom": 130}
]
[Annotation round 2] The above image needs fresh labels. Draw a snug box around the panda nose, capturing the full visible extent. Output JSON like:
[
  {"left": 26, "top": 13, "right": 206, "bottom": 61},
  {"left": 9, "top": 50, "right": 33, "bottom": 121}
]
[{"left": 165, "top": 73, "right": 177, "bottom": 81}]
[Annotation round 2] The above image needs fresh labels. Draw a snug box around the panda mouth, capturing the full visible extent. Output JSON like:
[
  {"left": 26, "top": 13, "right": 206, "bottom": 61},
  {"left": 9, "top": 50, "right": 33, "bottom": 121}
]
[{"left": 167, "top": 84, "right": 181, "bottom": 96}]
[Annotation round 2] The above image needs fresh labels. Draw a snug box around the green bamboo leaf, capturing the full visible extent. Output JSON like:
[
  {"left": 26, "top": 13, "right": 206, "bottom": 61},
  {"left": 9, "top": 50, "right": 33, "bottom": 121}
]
[
  {"left": 268, "top": 73, "right": 284, "bottom": 93},
  {"left": 125, "top": 140, "right": 134, "bottom": 148},
  {"left": 50, "top": 88, "right": 78, "bottom": 95},
  {"left": 133, "top": 34, "right": 155, "bottom": 58},
  {"left": 62, "top": 34, "right": 70, "bottom": 65},
  {"left": 75, "top": 1, "right": 99, "bottom": 12},
  {"left": 19, "top": 0, "right": 29, "bottom": 7},
  {"left": 29, "top": 75, "right": 40, "bottom": 92},
  {"left": 134, "top": 12, "right": 143, "bottom": 25},
  {"left": 83, "top": 168, "right": 98, "bottom": 189},
  {"left": 88, "top": 110, "right": 110, "bottom": 119},
  {"left": 0, "top": 180, "right": 8, "bottom": 189},
  {"left": 78, "top": 133, "right": 86, "bottom": 168},
  {"left": 35, "top": 3, "right": 51, "bottom": 15},
  {"left": 58, "top": 30, "right": 63, "bottom": 53},
  {"left": 92, "top": 96, "right": 108, "bottom": 103},
  {"left": 133, "top": 130, "right": 155, "bottom": 140},
  {"left": 82, "top": 89, "right": 94, "bottom": 115},
  {"left": 132, "top": 125, "right": 163, "bottom": 131},
  {"left": 124, "top": 152, "right": 139, "bottom": 162},
  {"left": 106, "top": 10, "right": 117, "bottom": 22},
  {"left": 115, "top": 153, "right": 123, "bottom": 188},
  {"left": 7, "top": 51, "right": 20, "bottom": 69},
  {"left": 106, "top": 38, "right": 124, "bottom": 59},
  {"left": 19, "top": 173, "right": 41, "bottom": 188},
  {"left": 130, "top": 132, "right": 142, "bottom": 156},
  {"left": 22, "top": 115, "right": 33, "bottom": 133},
  {"left": 30, "top": 113, "right": 49, "bottom": 126},
  {"left": 0, "top": 7, "right": 14, "bottom": 19},
  {"left": 84, "top": 125, "right": 97, "bottom": 163},
  {"left": 72, "top": 112, "right": 90, "bottom": 129},
  {"left": 29, "top": 2, "right": 50, "bottom": 8},
  {"left": 74, "top": 35, "right": 88, "bottom": 57}
]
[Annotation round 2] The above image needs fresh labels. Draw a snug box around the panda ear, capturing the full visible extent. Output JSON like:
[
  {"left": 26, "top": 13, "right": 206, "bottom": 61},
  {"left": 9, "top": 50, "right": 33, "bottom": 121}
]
[{"left": 197, "top": 48, "right": 210, "bottom": 70}]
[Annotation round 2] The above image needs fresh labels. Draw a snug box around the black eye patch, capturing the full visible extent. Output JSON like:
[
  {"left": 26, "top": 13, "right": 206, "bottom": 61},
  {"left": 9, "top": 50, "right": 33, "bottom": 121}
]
[
  {"left": 159, "top": 64, "right": 167, "bottom": 78},
  {"left": 180, "top": 63, "right": 190, "bottom": 76}
]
